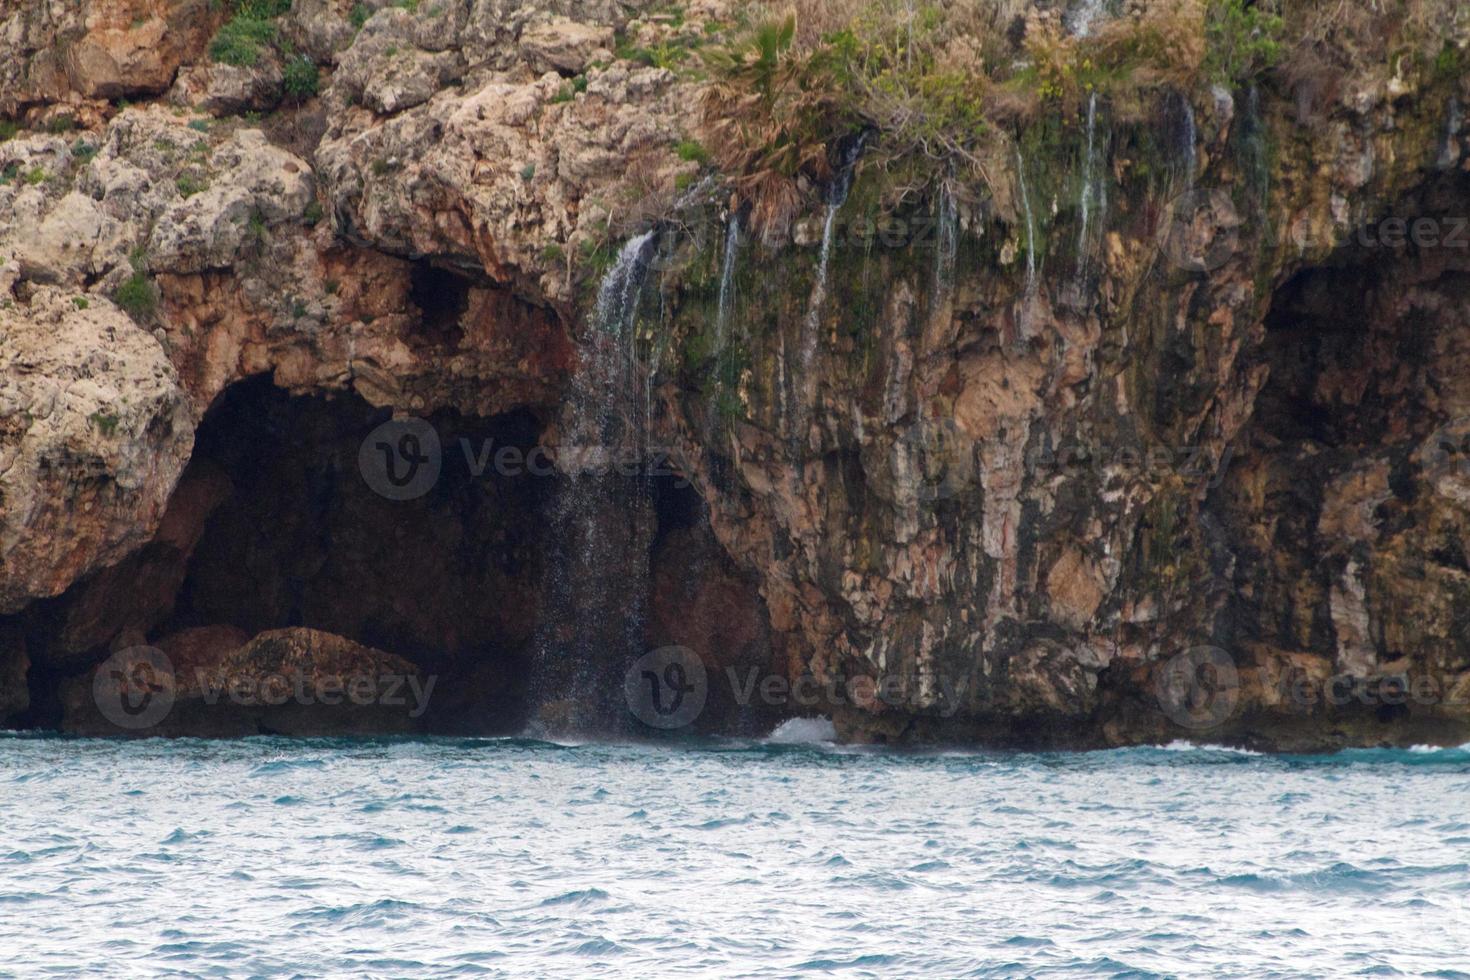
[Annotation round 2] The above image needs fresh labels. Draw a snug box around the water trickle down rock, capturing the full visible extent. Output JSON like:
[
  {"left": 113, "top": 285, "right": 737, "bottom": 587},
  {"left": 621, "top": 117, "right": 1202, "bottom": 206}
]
[
  {"left": 917, "top": 180, "right": 962, "bottom": 362},
  {"left": 1172, "top": 90, "right": 1197, "bottom": 187},
  {"left": 713, "top": 214, "right": 741, "bottom": 356},
  {"left": 1240, "top": 84, "right": 1270, "bottom": 218},
  {"left": 1067, "top": 0, "right": 1108, "bottom": 38},
  {"left": 935, "top": 181, "right": 959, "bottom": 303},
  {"left": 1014, "top": 146, "right": 1038, "bottom": 332},
  {"left": 1074, "top": 91, "right": 1107, "bottom": 287},
  {"left": 794, "top": 133, "right": 867, "bottom": 444},
  {"left": 1437, "top": 96, "right": 1464, "bottom": 170},
  {"left": 531, "top": 230, "right": 658, "bottom": 734}
]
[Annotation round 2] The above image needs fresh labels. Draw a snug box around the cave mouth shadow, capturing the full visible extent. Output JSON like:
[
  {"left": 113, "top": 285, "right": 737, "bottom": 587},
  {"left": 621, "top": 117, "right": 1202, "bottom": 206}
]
[
  {"left": 162, "top": 375, "right": 553, "bottom": 734},
  {"left": 13, "top": 374, "right": 738, "bottom": 737}
]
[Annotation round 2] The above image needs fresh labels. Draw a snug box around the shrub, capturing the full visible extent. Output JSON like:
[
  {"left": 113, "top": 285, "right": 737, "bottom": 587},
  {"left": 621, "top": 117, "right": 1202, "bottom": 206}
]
[
  {"left": 283, "top": 56, "right": 320, "bottom": 99},
  {"left": 176, "top": 173, "right": 208, "bottom": 197},
  {"left": 0, "top": 120, "right": 19, "bottom": 142},
  {"left": 23, "top": 167, "right": 46, "bottom": 186},
  {"left": 242, "top": 0, "right": 290, "bottom": 15},
  {"left": 303, "top": 200, "right": 324, "bottom": 225},
  {"left": 676, "top": 139, "right": 710, "bottom": 164},
  {"left": 1203, "top": 0, "right": 1283, "bottom": 84},
  {"left": 113, "top": 272, "right": 157, "bottom": 319},
  {"left": 210, "top": 13, "right": 277, "bottom": 66},
  {"left": 73, "top": 296, "right": 89, "bottom": 310},
  {"left": 349, "top": 4, "right": 371, "bottom": 30}
]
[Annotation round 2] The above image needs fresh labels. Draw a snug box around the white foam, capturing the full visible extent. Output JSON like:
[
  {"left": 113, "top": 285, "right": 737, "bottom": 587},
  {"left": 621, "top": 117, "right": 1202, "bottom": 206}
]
[
  {"left": 765, "top": 717, "right": 838, "bottom": 744},
  {"left": 1160, "top": 740, "right": 1262, "bottom": 756}
]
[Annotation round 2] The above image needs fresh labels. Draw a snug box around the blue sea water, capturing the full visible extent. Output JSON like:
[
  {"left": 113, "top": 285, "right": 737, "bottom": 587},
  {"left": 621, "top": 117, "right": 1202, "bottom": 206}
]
[{"left": 2, "top": 726, "right": 1469, "bottom": 978}]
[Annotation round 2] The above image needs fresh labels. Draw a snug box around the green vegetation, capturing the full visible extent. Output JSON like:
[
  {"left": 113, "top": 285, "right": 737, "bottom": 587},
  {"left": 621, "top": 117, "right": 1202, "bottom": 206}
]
[
  {"left": 113, "top": 271, "right": 157, "bottom": 320},
  {"left": 209, "top": 0, "right": 311, "bottom": 76},
  {"left": 521, "top": 162, "right": 536, "bottom": 181},
  {"left": 88, "top": 412, "right": 120, "bottom": 437},
  {"left": 72, "top": 296, "right": 89, "bottom": 310},
  {"left": 676, "top": 139, "right": 710, "bottom": 164},
  {"left": 303, "top": 200, "right": 324, "bottom": 225},
  {"left": 22, "top": 167, "right": 46, "bottom": 186},
  {"left": 349, "top": 3, "right": 371, "bottom": 30},
  {"left": 45, "top": 115, "right": 76, "bottom": 134},
  {"left": 1203, "top": 0, "right": 1284, "bottom": 85},
  {"left": 210, "top": 12, "right": 278, "bottom": 66},
  {"left": 551, "top": 75, "right": 588, "bottom": 103},
  {"left": 0, "top": 120, "right": 17, "bottom": 142},
  {"left": 176, "top": 173, "right": 209, "bottom": 197},
  {"left": 283, "top": 56, "right": 320, "bottom": 99}
]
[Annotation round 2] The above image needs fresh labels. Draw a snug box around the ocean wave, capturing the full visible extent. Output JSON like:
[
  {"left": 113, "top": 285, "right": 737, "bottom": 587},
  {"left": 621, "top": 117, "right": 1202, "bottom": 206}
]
[{"left": 763, "top": 717, "right": 838, "bottom": 744}]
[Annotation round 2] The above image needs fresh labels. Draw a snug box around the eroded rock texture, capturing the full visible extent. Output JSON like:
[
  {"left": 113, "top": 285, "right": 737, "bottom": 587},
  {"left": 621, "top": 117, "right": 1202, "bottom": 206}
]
[{"left": 2, "top": 0, "right": 1469, "bottom": 748}]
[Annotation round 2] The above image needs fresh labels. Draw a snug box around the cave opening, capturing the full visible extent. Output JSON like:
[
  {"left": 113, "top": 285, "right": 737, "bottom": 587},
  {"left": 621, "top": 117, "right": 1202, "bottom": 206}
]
[
  {"left": 409, "top": 262, "right": 472, "bottom": 347},
  {"left": 9, "top": 374, "right": 778, "bottom": 737},
  {"left": 1209, "top": 170, "right": 1470, "bottom": 722},
  {"left": 166, "top": 376, "right": 551, "bottom": 733}
]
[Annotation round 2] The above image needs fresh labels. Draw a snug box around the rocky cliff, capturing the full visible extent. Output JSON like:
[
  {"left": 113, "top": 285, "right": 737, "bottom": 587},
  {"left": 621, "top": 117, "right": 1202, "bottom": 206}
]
[{"left": 2, "top": 0, "right": 1469, "bottom": 750}]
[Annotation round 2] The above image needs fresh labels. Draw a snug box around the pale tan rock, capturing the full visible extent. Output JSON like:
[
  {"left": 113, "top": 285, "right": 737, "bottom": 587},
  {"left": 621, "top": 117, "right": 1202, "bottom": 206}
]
[
  {"left": 0, "top": 289, "right": 194, "bottom": 613},
  {"left": 519, "top": 17, "right": 614, "bottom": 74},
  {"left": 148, "top": 129, "right": 314, "bottom": 273}
]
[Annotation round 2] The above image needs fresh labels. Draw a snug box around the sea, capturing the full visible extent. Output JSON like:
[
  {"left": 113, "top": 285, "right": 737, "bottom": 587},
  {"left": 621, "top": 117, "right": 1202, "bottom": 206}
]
[{"left": 3, "top": 722, "right": 1468, "bottom": 977}]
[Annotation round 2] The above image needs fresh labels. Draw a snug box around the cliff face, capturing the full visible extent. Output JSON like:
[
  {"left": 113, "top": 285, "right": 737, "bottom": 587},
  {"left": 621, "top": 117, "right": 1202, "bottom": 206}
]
[{"left": 2, "top": 0, "right": 1469, "bottom": 749}]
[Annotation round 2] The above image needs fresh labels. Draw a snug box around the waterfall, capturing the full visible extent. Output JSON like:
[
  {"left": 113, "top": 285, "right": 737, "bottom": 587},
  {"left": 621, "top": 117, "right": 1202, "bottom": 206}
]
[
  {"left": 1075, "top": 91, "right": 1102, "bottom": 283},
  {"left": 1068, "top": 0, "right": 1106, "bottom": 37},
  {"left": 531, "top": 230, "right": 658, "bottom": 734},
  {"left": 1014, "top": 146, "right": 1037, "bottom": 297},
  {"left": 935, "top": 182, "right": 958, "bottom": 301},
  {"left": 713, "top": 215, "right": 741, "bottom": 354},
  {"left": 1438, "top": 96, "right": 1464, "bottom": 170},
  {"left": 1172, "top": 90, "right": 1197, "bottom": 185},
  {"left": 1240, "top": 84, "right": 1269, "bottom": 218},
  {"left": 795, "top": 133, "right": 867, "bottom": 436}
]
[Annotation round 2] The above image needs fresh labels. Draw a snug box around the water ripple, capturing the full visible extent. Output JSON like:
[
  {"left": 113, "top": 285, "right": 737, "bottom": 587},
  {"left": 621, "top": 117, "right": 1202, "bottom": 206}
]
[{"left": 0, "top": 735, "right": 1467, "bottom": 976}]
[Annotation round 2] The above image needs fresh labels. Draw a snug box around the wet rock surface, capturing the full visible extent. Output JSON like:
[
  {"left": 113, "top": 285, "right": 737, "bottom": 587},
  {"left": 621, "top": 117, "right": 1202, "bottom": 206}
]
[{"left": 2, "top": 0, "right": 1470, "bottom": 746}]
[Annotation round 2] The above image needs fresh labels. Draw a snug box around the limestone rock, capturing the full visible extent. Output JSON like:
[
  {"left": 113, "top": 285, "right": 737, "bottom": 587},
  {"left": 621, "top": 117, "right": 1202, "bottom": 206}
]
[
  {"left": 63, "top": 627, "right": 428, "bottom": 736},
  {"left": 519, "top": 17, "right": 614, "bottom": 74},
  {"left": 148, "top": 129, "right": 314, "bottom": 274},
  {"left": 0, "top": 0, "right": 219, "bottom": 113},
  {"left": 169, "top": 61, "right": 285, "bottom": 116},
  {"left": 0, "top": 289, "right": 194, "bottom": 613}
]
